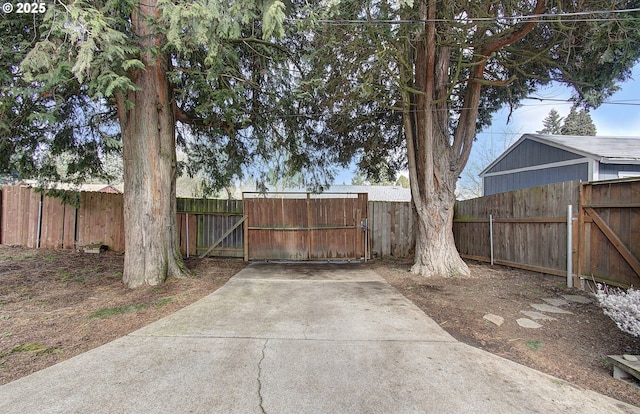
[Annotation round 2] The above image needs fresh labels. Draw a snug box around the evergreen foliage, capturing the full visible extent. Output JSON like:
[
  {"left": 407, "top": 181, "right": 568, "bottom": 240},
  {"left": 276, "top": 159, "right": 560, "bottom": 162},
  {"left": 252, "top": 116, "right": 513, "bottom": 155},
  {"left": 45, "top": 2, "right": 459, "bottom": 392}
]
[
  {"left": 4, "top": 1, "right": 332, "bottom": 192},
  {"left": 2, "top": 1, "right": 639, "bottom": 282},
  {"left": 300, "top": 1, "right": 639, "bottom": 181},
  {"left": 537, "top": 109, "right": 564, "bottom": 135},
  {"left": 295, "top": 0, "right": 639, "bottom": 276},
  {"left": 0, "top": 12, "right": 119, "bottom": 185},
  {"left": 4, "top": 1, "right": 638, "bottom": 190},
  {"left": 538, "top": 107, "right": 597, "bottom": 136},
  {"left": 560, "top": 107, "right": 598, "bottom": 136}
]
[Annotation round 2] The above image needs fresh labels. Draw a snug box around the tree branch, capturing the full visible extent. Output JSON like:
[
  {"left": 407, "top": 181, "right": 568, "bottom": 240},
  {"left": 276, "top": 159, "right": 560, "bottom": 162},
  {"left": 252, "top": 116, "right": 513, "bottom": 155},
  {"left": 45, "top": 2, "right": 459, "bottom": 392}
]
[
  {"left": 172, "top": 102, "right": 245, "bottom": 136},
  {"left": 451, "top": 0, "right": 547, "bottom": 175},
  {"left": 481, "top": 0, "right": 548, "bottom": 57}
]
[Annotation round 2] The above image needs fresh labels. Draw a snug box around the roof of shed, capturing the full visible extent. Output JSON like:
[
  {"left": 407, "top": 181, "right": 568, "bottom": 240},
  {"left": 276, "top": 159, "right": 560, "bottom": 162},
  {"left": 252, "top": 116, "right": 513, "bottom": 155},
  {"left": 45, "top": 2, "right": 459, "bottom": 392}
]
[
  {"left": 18, "top": 180, "right": 122, "bottom": 194},
  {"left": 480, "top": 134, "right": 640, "bottom": 176},
  {"left": 237, "top": 184, "right": 411, "bottom": 202}
]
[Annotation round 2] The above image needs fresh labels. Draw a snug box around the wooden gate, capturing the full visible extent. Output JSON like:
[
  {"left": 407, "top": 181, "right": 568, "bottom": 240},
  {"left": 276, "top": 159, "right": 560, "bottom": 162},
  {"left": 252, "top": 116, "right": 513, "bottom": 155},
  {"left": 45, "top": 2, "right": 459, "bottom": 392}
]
[
  {"left": 579, "top": 179, "right": 640, "bottom": 287},
  {"left": 176, "top": 198, "right": 244, "bottom": 258},
  {"left": 243, "top": 192, "right": 368, "bottom": 261}
]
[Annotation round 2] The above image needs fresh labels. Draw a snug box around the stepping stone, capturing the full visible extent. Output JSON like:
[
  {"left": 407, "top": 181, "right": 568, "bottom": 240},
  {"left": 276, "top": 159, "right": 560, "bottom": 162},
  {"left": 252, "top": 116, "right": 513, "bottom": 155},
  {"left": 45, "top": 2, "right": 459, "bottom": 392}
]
[
  {"left": 562, "top": 294, "right": 593, "bottom": 304},
  {"left": 530, "top": 303, "right": 573, "bottom": 314},
  {"left": 542, "top": 298, "right": 569, "bottom": 307},
  {"left": 520, "top": 310, "right": 557, "bottom": 321},
  {"left": 483, "top": 313, "right": 504, "bottom": 326},
  {"left": 517, "top": 318, "right": 543, "bottom": 329}
]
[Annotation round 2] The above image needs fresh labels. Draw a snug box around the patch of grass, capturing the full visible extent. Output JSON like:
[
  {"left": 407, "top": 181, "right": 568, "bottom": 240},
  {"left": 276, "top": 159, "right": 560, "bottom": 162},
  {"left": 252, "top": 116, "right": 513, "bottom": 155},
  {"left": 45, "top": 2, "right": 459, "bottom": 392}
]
[
  {"left": 58, "top": 269, "right": 85, "bottom": 283},
  {"left": 154, "top": 297, "right": 174, "bottom": 307},
  {"left": 525, "top": 340, "right": 543, "bottom": 351},
  {"left": 89, "top": 303, "right": 149, "bottom": 319},
  {"left": 0, "top": 342, "right": 58, "bottom": 358},
  {"left": 58, "top": 270, "right": 72, "bottom": 281},
  {"left": 44, "top": 254, "right": 55, "bottom": 260}
]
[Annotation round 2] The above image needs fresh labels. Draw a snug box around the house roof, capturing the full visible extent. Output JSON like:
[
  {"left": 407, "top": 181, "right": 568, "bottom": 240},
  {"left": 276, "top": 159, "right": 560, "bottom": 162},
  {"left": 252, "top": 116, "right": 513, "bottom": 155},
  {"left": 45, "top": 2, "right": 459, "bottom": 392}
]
[
  {"left": 480, "top": 134, "right": 640, "bottom": 176},
  {"left": 324, "top": 185, "right": 411, "bottom": 201},
  {"left": 18, "top": 180, "right": 122, "bottom": 194},
  {"left": 237, "top": 184, "right": 411, "bottom": 202}
]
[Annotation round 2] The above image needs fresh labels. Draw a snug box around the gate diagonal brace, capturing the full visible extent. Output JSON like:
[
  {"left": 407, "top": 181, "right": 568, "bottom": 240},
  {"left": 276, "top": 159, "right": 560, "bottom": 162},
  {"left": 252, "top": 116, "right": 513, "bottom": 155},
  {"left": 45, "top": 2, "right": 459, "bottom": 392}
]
[
  {"left": 584, "top": 207, "right": 640, "bottom": 278},
  {"left": 199, "top": 216, "right": 247, "bottom": 259}
]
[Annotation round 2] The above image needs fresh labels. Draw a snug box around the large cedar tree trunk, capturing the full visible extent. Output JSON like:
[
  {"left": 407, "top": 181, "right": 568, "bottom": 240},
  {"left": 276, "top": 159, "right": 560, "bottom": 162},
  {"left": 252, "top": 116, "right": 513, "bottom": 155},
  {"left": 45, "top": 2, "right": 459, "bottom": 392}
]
[
  {"left": 411, "top": 179, "right": 469, "bottom": 277},
  {"left": 404, "top": 0, "right": 545, "bottom": 278},
  {"left": 115, "top": 2, "right": 189, "bottom": 288},
  {"left": 402, "top": 0, "right": 470, "bottom": 278}
]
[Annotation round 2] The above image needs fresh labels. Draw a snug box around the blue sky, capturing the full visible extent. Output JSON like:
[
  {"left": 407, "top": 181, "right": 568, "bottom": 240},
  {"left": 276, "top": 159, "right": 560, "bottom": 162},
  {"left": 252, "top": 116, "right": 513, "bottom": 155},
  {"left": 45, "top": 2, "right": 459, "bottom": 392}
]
[
  {"left": 334, "top": 64, "right": 640, "bottom": 187},
  {"left": 456, "top": 64, "right": 640, "bottom": 195},
  {"left": 477, "top": 64, "right": 640, "bottom": 147}
]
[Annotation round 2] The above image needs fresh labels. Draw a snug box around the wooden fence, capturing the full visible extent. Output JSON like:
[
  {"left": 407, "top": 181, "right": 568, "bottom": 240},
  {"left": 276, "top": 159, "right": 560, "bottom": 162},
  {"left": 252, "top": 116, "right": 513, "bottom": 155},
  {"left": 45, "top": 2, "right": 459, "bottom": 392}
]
[
  {"left": 4, "top": 180, "right": 640, "bottom": 288},
  {"left": 454, "top": 181, "right": 580, "bottom": 278},
  {"left": 0, "top": 186, "right": 241, "bottom": 256},
  {"left": 454, "top": 178, "right": 640, "bottom": 288},
  {"left": 368, "top": 201, "right": 414, "bottom": 258},
  {"left": 243, "top": 193, "right": 368, "bottom": 260},
  {"left": 0, "top": 185, "right": 415, "bottom": 260},
  {"left": 1, "top": 186, "right": 125, "bottom": 250},
  {"left": 579, "top": 179, "right": 640, "bottom": 287},
  {"left": 176, "top": 198, "right": 244, "bottom": 258}
]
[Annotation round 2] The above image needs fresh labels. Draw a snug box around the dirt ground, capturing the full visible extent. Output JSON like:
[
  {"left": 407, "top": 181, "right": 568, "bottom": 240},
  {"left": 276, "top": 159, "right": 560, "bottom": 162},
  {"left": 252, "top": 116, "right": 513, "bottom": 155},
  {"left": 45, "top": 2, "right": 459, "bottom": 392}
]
[
  {"left": 1, "top": 247, "right": 639, "bottom": 407},
  {"left": 0, "top": 246, "right": 246, "bottom": 386}
]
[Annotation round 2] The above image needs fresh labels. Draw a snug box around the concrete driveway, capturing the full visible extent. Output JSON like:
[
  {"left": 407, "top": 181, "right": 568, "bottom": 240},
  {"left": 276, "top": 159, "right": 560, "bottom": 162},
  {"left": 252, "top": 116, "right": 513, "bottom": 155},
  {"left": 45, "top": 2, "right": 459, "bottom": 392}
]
[{"left": 0, "top": 262, "right": 637, "bottom": 413}]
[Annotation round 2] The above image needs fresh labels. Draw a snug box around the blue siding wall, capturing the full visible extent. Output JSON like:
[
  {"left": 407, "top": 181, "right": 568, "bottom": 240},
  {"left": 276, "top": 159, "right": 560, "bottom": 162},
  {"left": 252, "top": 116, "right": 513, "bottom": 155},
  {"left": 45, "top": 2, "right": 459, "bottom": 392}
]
[
  {"left": 486, "top": 139, "right": 582, "bottom": 174},
  {"left": 599, "top": 164, "right": 640, "bottom": 179},
  {"left": 484, "top": 163, "right": 589, "bottom": 195}
]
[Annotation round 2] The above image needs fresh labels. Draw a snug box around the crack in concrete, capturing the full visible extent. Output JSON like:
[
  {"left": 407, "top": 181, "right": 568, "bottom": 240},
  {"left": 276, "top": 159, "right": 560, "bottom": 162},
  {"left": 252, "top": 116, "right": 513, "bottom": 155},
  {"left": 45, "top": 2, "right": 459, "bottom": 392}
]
[{"left": 257, "top": 339, "right": 268, "bottom": 414}]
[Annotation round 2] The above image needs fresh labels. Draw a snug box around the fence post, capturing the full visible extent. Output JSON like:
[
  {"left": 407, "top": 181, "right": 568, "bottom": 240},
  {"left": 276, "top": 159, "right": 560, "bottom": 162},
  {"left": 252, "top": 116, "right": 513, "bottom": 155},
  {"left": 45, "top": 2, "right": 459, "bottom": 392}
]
[
  {"left": 489, "top": 214, "right": 494, "bottom": 265},
  {"left": 36, "top": 193, "right": 43, "bottom": 249},
  {"left": 567, "top": 204, "right": 573, "bottom": 288},
  {"left": 186, "top": 213, "right": 190, "bottom": 258}
]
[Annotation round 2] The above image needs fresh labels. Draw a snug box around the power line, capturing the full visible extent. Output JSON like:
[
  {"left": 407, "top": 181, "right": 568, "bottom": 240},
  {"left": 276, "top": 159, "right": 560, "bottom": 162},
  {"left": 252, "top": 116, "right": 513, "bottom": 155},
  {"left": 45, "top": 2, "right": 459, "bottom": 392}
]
[
  {"left": 251, "top": 98, "right": 640, "bottom": 120},
  {"left": 287, "top": 7, "right": 640, "bottom": 25},
  {"left": 523, "top": 97, "right": 640, "bottom": 106}
]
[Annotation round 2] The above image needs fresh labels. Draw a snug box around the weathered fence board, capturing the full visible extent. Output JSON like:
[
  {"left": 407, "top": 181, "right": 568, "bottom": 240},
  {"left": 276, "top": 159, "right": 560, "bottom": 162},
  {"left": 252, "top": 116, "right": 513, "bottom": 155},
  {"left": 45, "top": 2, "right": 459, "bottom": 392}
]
[
  {"left": 5, "top": 178, "right": 640, "bottom": 287},
  {"left": 1, "top": 186, "right": 41, "bottom": 248},
  {"left": 454, "top": 181, "right": 581, "bottom": 278},
  {"left": 579, "top": 179, "right": 640, "bottom": 287},
  {"left": 78, "top": 192, "right": 125, "bottom": 251},
  {"left": 176, "top": 198, "right": 243, "bottom": 257},
  {"left": 40, "top": 195, "right": 70, "bottom": 249},
  {"left": 455, "top": 178, "right": 640, "bottom": 288},
  {"left": 176, "top": 213, "right": 197, "bottom": 256},
  {"left": 2, "top": 186, "right": 415, "bottom": 260},
  {"left": 368, "top": 201, "right": 414, "bottom": 258},
  {"left": 243, "top": 193, "right": 367, "bottom": 260}
]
